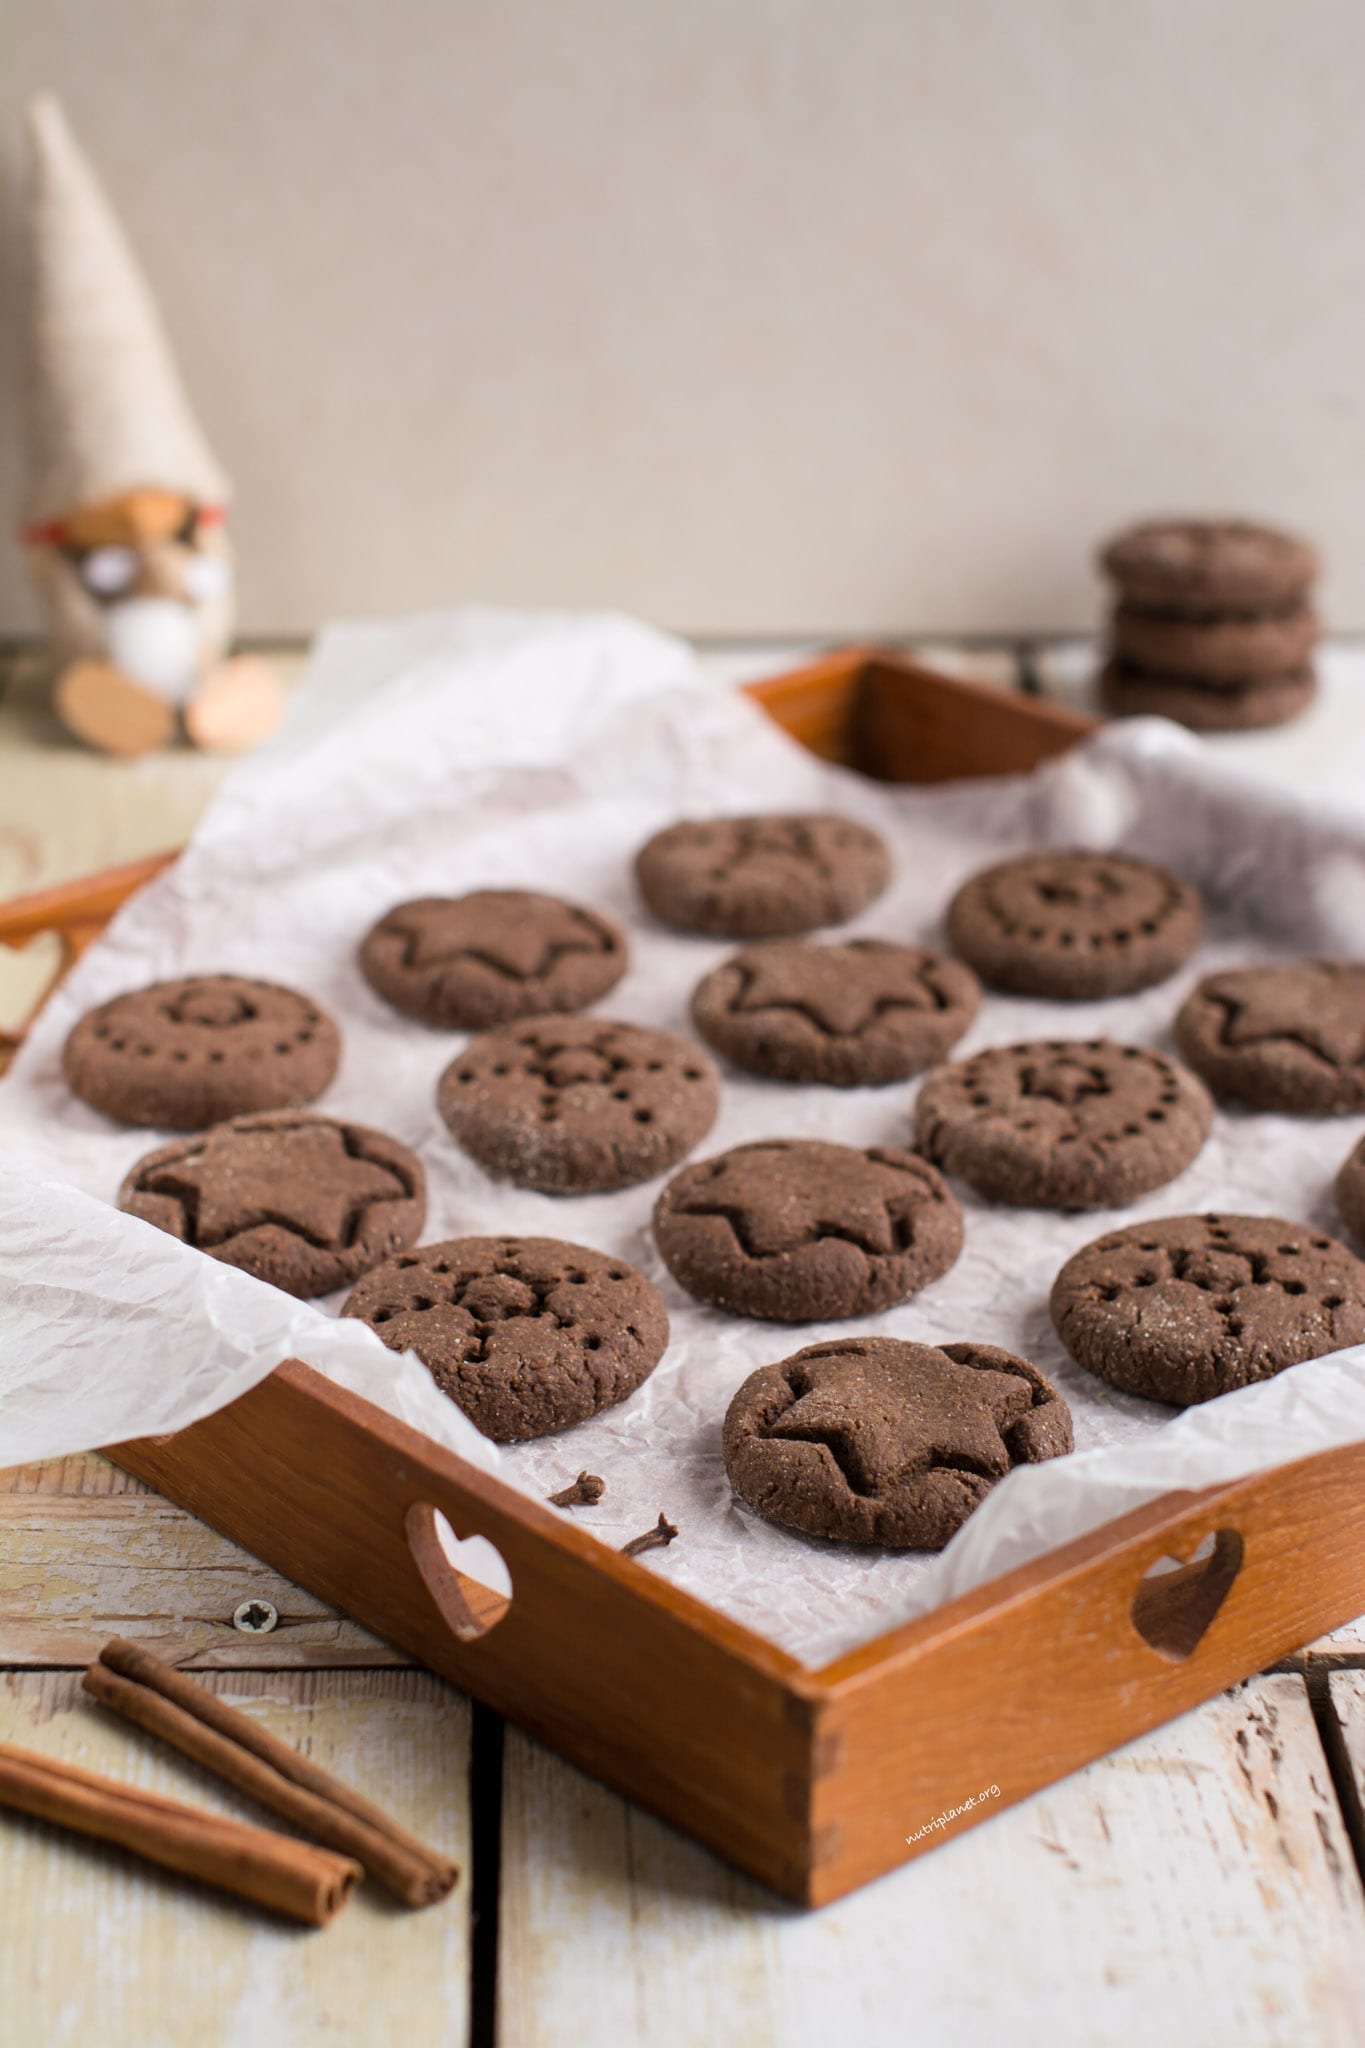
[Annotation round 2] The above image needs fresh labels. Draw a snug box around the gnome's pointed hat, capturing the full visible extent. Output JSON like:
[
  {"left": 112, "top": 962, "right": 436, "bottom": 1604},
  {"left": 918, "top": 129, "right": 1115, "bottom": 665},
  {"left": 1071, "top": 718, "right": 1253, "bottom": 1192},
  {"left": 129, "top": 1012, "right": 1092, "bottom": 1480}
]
[{"left": 21, "top": 94, "right": 230, "bottom": 528}]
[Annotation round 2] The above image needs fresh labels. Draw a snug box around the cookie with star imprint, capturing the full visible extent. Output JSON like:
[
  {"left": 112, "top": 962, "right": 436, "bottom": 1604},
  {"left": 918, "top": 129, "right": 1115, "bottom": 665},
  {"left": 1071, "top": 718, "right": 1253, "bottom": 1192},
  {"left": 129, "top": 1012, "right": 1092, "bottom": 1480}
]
[
  {"left": 1050, "top": 1213, "right": 1365, "bottom": 1404},
  {"left": 691, "top": 938, "right": 980, "bottom": 1086},
  {"left": 343, "top": 1235, "right": 668, "bottom": 1441},
  {"left": 359, "top": 889, "right": 627, "bottom": 1030},
  {"left": 119, "top": 1111, "right": 426, "bottom": 1297},
  {"left": 635, "top": 813, "right": 891, "bottom": 937},
  {"left": 1174, "top": 962, "right": 1365, "bottom": 1114},
  {"left": 438, "top": 1015, "right": 721, "bottom": 1192},
  {"left": 64, "top": 974, "right": 340, "bottom": 1128},
  {"left": 946, "top": 850, "right": 1202, "bottom": 1000},
  {"left": 914, "top": 1040, "right": 1213, "bottom": 1209},
  {"left": 723, "top": 1335, "right": 1072, "bottom": 1548},
  {"left": 653, "top": 1138, "right": 963, "bottom": 1321}
]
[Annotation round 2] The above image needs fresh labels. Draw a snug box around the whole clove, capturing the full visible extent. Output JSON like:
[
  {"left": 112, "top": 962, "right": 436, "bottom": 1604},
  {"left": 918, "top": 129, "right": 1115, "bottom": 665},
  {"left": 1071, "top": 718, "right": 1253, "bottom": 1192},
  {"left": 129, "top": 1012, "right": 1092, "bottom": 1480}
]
[
  {"left": 620, "top": 1513, "right": 678, "bottom": 1558},
  {"left": 548, "top": 1471, "right": 606, "bottom": 1510}
]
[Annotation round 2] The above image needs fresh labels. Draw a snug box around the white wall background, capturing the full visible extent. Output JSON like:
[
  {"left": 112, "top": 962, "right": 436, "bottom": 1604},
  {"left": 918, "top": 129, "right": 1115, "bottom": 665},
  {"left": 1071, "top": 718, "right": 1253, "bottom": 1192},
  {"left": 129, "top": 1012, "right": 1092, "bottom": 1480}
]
[{"left": 4, "top": 0, "right": 1365, "bottom": 636}]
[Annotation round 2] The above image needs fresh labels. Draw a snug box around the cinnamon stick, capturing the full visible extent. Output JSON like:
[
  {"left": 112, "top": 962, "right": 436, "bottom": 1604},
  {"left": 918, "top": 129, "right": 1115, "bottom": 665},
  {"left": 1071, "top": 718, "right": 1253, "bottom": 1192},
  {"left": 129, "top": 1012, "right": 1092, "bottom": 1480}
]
[
  {"left": 85, "top": 1642, "right": 458, "bottom": 1908},
  {"left": 0, "top": 1741, "right": 359, "bottom": 1926}
]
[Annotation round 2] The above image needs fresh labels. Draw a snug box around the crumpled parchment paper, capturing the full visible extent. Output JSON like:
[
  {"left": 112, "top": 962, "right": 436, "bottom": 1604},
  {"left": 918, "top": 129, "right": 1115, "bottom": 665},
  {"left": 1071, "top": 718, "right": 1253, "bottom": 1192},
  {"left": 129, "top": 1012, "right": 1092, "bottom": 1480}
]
[{"left": 4, "top": 608, "right": 1365, "bottom": 1666}]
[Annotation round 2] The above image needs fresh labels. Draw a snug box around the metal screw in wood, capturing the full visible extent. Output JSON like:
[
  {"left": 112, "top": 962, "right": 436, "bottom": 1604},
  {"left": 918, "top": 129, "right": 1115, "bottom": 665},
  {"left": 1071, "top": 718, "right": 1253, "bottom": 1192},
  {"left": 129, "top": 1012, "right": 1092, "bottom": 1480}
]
[{"left": 232, "top": 1598, "right": 279, "bottom": 1635}]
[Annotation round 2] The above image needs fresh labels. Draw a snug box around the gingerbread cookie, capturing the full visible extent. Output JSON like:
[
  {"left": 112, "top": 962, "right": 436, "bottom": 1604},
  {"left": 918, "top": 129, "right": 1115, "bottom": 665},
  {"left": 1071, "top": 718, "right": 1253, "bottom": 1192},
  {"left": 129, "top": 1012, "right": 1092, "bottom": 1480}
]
[
  {"left": 723, "top": 1336, "right": 1072, "bottom": 1548},
  {"left": 653, "top": 1138, "right": 963, "bottom": 1321},
  {"left": 1100, "top": 660, "right": 1315, "bottom": 733},
  {"left": 691, "top": 938, "right": 980, "bottom": 1087},
  {"left": 946, "top": 851, "right": 1202, "bottom": 1000},
  {"left": 1175, "top": 962, "right": 1365, "bottom": 1114},
  {"left": 1100, "top": 519, "right": 1319, "bottom": 616},
  {"left": 119, "top": 1111, "right": 426, "bottom": 1298},
  {"left": 343, "top": 1235, "right": 668, "bottom": 1441},
  {"left": 64, "top": 975, "right": 340, "bottom": 1129},
  {"left": 1335, "top": 1138, "right": 1365, "bottom": 1248},
  {"left": 635, "top": 813, "right": 890, "bottom": 937},
  {"left": 915, "top": 1040, "right": 1212, "bottom": 1209},
  {"left": 358, "top": 889, "right": 626, "bottom": 1029},
  {"left": 437, "top": 1015, "right": 720, "bottom": 1193},
  {"left": 1050, "top": 1213, "right": 1365, "bottom": 1405},
  {"left": 1111, "top": 603, "right": 1318, "bottom": 683}
]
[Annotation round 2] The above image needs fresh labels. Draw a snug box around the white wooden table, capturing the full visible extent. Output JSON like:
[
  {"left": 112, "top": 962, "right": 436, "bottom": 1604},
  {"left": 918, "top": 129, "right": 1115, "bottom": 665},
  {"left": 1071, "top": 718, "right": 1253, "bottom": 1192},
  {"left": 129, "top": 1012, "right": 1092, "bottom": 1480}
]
[{"left": 4, "top": 638, "right": 1365, "bottom": 2048}]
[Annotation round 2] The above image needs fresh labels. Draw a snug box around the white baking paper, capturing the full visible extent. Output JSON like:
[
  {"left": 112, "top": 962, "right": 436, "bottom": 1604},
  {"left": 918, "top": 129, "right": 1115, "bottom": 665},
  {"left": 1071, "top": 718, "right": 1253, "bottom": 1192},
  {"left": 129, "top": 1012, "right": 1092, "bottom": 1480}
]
[{"left": 4, "top": 607, "right": 1365, "bottom": 1666}]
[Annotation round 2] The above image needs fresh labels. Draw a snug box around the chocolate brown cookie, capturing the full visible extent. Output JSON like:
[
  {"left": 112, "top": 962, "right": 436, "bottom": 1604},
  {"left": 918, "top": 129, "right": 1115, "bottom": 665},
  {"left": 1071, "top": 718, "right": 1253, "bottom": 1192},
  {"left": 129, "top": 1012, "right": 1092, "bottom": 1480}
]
[
  {"left": 1111, "top": 603, "right": 1318, "bottom": 683},
  {"left": 437, "top": 1015, "right": 720, "bottom": 1192},
  {"left": 119, "top": 1111, "right": 426, "bottom": 1298},
  {"left": 915, "top": 1040, "right": 1213, "bottom": 1209},
  {"left": 1335, "top": 1138, "right": 1365, "bottom": 1248},
  {"left": 653, "top": 1138, "right": 963, "bottom": 1321},
  {"left": 691, "top": 938, "right": 980, "bottom": 1087},
  {"left": 723, "top": 1336, "right": 1072, "bottom": 1548},
  {"left": 1050, "top": 1213, "right": 1365, "bottom": 1405},
  {"left": 64, "top": 975, "right": 340, "bottom": 1128},
  {"left": 343, "top": 1235, "right": 668, "bottom": 1441},
  {"left": 1175, "top": 963, "right": 1365, "bottom": 1114},
  {"left": 1100, "top": 519, "right": 1319, "bottom": 615},
  {"left": 946, "top": 851, "right": 1202, "bottom": 1000},
  {"left": 635, "top": 813, "right": 890, "bottom": 937},
  {"left": 358, "top": 890, "right": 626, "bottom": 1029},
  {"left": 1100, "top": 659, "right": 1316, "bottom": 733}
]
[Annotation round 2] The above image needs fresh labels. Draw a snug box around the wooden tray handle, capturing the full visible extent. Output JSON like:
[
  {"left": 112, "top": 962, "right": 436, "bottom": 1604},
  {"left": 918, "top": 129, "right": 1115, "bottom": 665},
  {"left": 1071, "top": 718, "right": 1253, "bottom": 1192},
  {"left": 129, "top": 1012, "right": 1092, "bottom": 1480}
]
[
  {"left": 0, "top": 852, "right": 178, "bottom": 1068},
  {"left": 808, "top": 1440, "right": 1365, "bottom": 1898},
  {"left": 114, "top": 1360, "right": 814, "bottom": 1896},
  {"left": 403, "top": 1498, "right": 515, "bottom": 1640}
]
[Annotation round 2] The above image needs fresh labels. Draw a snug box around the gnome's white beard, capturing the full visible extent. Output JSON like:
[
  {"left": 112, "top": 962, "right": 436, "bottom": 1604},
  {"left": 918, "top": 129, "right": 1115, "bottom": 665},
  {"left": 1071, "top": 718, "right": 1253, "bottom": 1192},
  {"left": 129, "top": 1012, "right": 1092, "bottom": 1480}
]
[
  {"left": 104, "top": 598, "right": 202, "bottom": 702},
  {"left": 28, "top": 535, "right": 236, "bottom": 704}
]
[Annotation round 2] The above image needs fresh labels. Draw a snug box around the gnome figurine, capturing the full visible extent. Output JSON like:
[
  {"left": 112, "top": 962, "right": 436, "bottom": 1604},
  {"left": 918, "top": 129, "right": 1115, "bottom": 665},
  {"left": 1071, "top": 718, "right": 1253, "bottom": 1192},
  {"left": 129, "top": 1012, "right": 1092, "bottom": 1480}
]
[{"left": 20, "top": 96, "right": 281, "bottom": 758}]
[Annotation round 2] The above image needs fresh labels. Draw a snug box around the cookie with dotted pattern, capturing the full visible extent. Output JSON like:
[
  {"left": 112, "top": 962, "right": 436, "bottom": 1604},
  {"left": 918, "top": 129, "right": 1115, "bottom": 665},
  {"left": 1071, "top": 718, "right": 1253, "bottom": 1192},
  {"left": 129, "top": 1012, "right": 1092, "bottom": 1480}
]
[
  {"left": 63, "top": 975, "right": 340, "bottom": 1128},
  {"left": 1050, "top": 1213, "right": 1365, "bottom": 1405},
  {"left": 914, "top": 1040, "right": 1212, "bottom": 1209},
  {"left": 343, "top": 1235, "right": 668, "bottom": 1441},
  {"left": 946, "top": 851, "right": 1202, "bottom": 1000},
  {"left": 437, "top": 1015, "right": 721, "bottom": 1193}
]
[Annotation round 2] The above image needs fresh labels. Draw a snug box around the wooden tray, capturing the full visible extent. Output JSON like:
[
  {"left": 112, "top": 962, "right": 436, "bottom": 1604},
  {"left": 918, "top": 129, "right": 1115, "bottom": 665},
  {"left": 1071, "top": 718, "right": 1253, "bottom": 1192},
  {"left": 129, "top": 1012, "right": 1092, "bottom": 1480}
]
[{"left": 5, "top": 644, "right": 1365, "bottom": 1908}]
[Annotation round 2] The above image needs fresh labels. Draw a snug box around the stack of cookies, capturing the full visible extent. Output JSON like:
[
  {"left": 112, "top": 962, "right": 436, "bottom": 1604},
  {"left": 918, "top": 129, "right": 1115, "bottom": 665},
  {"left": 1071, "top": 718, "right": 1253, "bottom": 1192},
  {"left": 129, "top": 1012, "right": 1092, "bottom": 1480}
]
[{"left": 1098, "top": 516, "right": 1320, "bottom": 732}]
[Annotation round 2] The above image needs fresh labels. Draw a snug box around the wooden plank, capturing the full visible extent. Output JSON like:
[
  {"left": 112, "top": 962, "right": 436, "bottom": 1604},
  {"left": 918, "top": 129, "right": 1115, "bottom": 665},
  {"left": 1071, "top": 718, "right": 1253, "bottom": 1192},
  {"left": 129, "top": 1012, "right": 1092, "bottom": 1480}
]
[
  {"left": 498, "top": 1675, "right": 1365, "bottom": 2048},
  {"left": 1307, "top": 1616, "right": 1365, "bottom": 1657},
  {"left": 0, "top": 1496, "right": 407, "bottom": 1668},
  {"left": 0, "top": 1450, "right": 151, "bottom": 1496},
  {"left": 0, "top": 1667, "right": 469, "bottom": 2047},
  {"left": 1327, "top": 1668, "right": 1365, "bottom": 1833}
]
